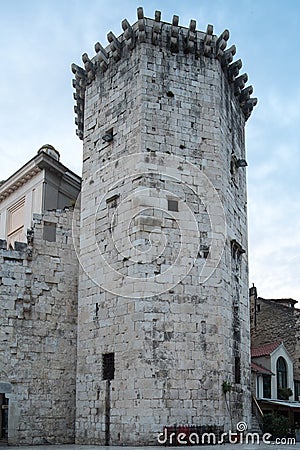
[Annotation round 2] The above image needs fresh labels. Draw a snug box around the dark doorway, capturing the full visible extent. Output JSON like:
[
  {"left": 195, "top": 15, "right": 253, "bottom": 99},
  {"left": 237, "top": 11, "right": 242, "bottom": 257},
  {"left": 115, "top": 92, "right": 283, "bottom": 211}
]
[
  {"left": 102, "top": 353, "right": 115, "bottom": 446},
  {"left": 0, "top": 394, "right": 9, "bottom": 441}
]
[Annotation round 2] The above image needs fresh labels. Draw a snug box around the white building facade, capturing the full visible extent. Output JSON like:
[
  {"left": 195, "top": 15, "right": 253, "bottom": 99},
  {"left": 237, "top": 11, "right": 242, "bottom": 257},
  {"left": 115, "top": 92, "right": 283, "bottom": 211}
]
[{"left": 0, "top": 144, "right": 81, "bottom": 247}]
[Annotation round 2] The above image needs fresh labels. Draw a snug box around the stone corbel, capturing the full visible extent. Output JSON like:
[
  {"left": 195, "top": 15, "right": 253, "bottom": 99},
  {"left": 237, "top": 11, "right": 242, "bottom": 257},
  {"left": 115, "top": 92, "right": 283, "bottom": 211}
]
[
  {"left": 71, "top": 63, "right": 87, "bottom": 140},
  {"left": 186, "top": 19, "right": 196, "bottom": 53},
  {"left": 71, "top": 65, "right": 87, "bottom": 103},
  {"left": 234, "top": 73, "right": 248, "bottom": 96},
  {"left": 203, "top": 24, "right": 213, "bottom": 56},
  {"left": 170, "top": 15, "right": 179, "bottom": 53},
  {"left": 242, "top": 98, "right": 258, "bottom": 120},
  {"left": 23, "top": 287, "right": 32, "bottom": 313},
  {"left": 107, "top": 31, "right": 122, "bottom": 61},
  {"left": 95, "top": 42, "right": 109, "bottom": 71},
  {"left": 78, "top": 87, "right": 86, "bottom": 101},
  {"left": 71, "top": 63, "right": 86, "bottom": 77},
  {"left": 227, "top": 59, "right": 242, "bottom": 83},
  {"left": 74, "top": 101, "right": 84, "bottom": 115},
  {"left": 122, "top": 19, "right": 135, "bottom": 50},
  {"left": 82, "top": 53, "right": 96, "bottom": 83},
  {"left": 26, "top": 228, "right": 34, "bottom": 260},
  {"left": 76, "top": 128, "right": 83, "bottom": 140},
  {"left": 239, "top": 85, "right": 253, "bottom": 106},
  {"left": 216, "top": 29, "right": 229, "bottom": 58},
  {"left": 137, "top": 7, "right": 146, "bottom": 43},
  {"left": 152, "top": 10, "right": 161, "bottom": 45},
  {"left": 221, "top": 45, "right": 236, "bottom": 68}
]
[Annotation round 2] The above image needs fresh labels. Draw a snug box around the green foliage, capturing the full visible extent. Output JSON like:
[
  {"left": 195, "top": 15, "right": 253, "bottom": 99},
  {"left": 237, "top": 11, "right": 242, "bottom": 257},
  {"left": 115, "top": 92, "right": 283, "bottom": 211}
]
[
  {"left": 222, "top": 381, "right": 232, "bottom": 394},
  {"left": 263, "top": 413, "right": 290, "bottom": 438},
  {"left": 278, "top": 387, "right": 293, "bottom": 400}
]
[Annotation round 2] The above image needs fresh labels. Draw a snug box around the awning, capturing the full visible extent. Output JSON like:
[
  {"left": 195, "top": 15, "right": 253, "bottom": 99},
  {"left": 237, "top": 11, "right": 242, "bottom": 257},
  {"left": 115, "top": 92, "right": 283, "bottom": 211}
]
[{"left": 260, "top": 399, "right": 300, "bottom": 409}]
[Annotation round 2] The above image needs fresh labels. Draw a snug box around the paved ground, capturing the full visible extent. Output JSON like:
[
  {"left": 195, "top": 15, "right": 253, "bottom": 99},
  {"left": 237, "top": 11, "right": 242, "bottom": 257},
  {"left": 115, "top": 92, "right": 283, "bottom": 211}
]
[{"left": 2, "top": 444, "right": 300, "bottom": 450}]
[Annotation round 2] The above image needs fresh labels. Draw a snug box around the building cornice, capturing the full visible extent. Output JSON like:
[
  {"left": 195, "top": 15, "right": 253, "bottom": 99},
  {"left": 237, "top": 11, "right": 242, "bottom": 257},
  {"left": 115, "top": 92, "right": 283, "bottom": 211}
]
[{"left": 0, "top": 151, "right": 81, "bottom": 203}]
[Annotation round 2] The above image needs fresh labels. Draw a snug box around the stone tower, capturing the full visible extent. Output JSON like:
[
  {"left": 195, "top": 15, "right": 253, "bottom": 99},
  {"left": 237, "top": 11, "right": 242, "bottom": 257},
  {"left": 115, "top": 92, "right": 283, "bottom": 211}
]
[{"left": 72, "top": 8, "right": 257, "bottom": 445}]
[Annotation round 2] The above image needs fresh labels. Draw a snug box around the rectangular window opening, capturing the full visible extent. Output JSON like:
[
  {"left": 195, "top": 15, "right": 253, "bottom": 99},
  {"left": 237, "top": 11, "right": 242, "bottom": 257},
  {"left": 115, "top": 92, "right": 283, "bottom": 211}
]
[
  {"left": 198, "top": 245, "right": 209, "bottom": 259},
  {"left": 106, "top": 194, "right": 119, "bottom": 209},
  {"left": 235, "top": 356, "right": 241, "bottom": 384},
  {"left": 43, "top": 221, "right": 56, "bottom": 242},
  {"left": 263, "top": 375, "right": 271, "bottom": 399},
  {"left": 7, "top": 197, "right": 25, "bottom": 247},
  {"left": 102, "top": 352, "right": 115, "bottom": 381},
  {"left": 168, "top": 199, "right": 178, "bottom": 212}
]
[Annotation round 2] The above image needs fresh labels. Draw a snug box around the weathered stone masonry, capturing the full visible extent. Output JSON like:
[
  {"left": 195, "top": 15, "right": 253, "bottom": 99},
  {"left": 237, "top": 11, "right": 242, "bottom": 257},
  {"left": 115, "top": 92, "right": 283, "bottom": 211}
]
[
  {"left": 73, "top": 8, "right": 257, "bottom": 445},
  {"left": 0, "top": 209, "right": 78, "bottom": 445},
  {"left": 250, "top": 287, "right": 300, "bottom": 381}
]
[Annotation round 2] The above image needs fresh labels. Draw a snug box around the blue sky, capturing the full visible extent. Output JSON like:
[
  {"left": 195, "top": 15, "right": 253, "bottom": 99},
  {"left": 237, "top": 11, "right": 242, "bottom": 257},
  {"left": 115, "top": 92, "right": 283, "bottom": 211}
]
[{"left": 1, "top": 1, "right": 299, "bottom": 299}]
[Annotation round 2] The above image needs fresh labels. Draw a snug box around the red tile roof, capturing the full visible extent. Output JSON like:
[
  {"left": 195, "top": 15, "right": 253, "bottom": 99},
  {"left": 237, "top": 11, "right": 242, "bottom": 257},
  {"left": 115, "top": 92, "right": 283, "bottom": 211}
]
[
  {"left": 251, "top": 341, "right": 282, "bottom": 358},
  {"left": 251, "top": 361, "right": 273, "bottom": 375}
]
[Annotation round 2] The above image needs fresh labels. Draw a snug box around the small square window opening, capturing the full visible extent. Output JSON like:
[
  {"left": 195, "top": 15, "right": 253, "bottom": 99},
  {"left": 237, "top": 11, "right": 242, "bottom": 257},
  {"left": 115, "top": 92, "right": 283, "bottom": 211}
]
[
  {"left": 43, "top": 222, "right": 56, "bottom": 242},
  {"left": 168, "top": 199, "right": 178, "bottom": 212}
]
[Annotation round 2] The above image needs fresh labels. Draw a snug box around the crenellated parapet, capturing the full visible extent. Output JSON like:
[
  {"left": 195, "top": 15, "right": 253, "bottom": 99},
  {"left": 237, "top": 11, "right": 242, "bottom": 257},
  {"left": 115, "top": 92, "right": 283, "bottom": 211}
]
[{"left": 72, "top": 7, "right": 257, "bottom": 140}]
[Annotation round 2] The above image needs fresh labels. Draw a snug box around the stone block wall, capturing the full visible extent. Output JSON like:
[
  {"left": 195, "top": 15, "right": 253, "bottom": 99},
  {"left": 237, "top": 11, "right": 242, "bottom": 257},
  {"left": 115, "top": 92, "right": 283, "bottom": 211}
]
[
  {"left": 250, "top": 288, "right": 300, "bottom": 380},
  {"left": 74, "top": 9, "right": 255, "bottom": 445},
  {"left": 0, "top": 209, "right": 78, "bottom": 445}
]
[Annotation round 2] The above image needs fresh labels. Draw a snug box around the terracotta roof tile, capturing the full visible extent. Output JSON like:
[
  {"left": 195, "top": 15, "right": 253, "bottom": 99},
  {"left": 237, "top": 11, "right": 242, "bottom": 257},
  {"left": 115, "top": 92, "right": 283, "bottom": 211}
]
[{"left": 251, "top": 341, "right": 282, "bottom": 358}]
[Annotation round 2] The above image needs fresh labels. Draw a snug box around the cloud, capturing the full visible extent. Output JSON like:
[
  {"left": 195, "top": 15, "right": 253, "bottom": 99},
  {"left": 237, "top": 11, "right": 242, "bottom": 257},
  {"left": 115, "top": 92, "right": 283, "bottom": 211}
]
[
  {"left": 1, "top": 0, "right": 300, "bottom": 300},
  {"left": 247, "top": 82, "right": 300, "bottom": 299},
  {"left": 248, "top": 172, "right": 300, "bottom": 299}
]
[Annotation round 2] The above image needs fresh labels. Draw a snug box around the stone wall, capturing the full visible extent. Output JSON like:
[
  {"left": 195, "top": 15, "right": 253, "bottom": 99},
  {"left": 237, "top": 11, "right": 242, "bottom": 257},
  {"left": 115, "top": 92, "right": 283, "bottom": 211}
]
[
  {"left": 250, "top": 286, "right": 300, "bottom": 380},
  {"left": 0, "top": 209, "right": 78, "bottom": 445},
  {"left": 74, "top": 8, "right": 255, "bottom": 445}
]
